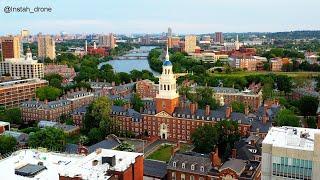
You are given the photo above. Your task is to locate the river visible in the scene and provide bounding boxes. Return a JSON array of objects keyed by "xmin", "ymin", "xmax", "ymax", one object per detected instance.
[{"xmin": 98, "ymin": 46, "xmax": 159, "ymax": 75}]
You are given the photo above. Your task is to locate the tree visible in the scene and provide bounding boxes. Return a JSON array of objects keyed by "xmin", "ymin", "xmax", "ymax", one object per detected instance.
[
  {"xmin": 275, "ymin": 109, "xmax": 300, "ymax": 127},
  {"xmin": 82, "ymin": 97, "xmax": 113, "ymax": 135},
  {"xmin": 36, "ymin": 86, "xmax": 62, "ymax": 101},
  {"xmin": 88, "ymin": 128, "xmax": 104, "ymax": 144},
  {"xmin": 0, "ymin": 135, "xmax": 17, "ymax": 155},
  {"xmin": 298, "ymin": 96, "xmax": 319, "ymax": 117},
  {"xmin": 195, "ymin": 87, "xmax": 218, "ymax": 110},
  {"xmin": 113, "ymin": 99, "xmax": 126, "ymax": 106},
  {"xmin": 131, "ymin": 94, "xmax": 144, "ymax": 112},
  {"xmin": 275, "ymin": 75, "xmax": 293, "ymax": 94},
  {"xmin": 191, "ymin": 124, "xmax": 218, "ymax": 153},
  {"xmin": 28, "ymin": 127, "xmax": 66, "ymax": 151},
  {"xmin": 231, "ymin": 102, "xmax": 245, "ymax": 113},
  {"xmin": 116, "ymin": 141, "xmax": 134, "ymax": 152},
  {"xmin": 0, "ymin": 108, "xmax": 22, "ymax": 125},
  {"xmin": 45, "ymin": 74, "xmax": 63, "ymax": 88},
  {"xmin": 215, "ymin": 120, "xmax": 240, "ymax": 161},
  {"xmin": 305, "ymin": 117, "xmax": 317, "ymax": 129}
]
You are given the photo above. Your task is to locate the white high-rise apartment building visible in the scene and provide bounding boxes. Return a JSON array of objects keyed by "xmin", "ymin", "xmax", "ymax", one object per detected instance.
[{"xmin": 0, "ymin": 48, "xmax": 44, "ymax": 79}]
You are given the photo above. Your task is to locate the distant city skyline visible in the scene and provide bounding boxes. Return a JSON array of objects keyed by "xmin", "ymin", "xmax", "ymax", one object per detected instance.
[{"xmin": 1, "ymin": 0, "xmax": 320, "ymax": 35}]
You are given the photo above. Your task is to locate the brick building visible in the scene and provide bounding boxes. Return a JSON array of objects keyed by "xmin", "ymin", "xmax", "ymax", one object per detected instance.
[
  {"xmin": 106, "ymin": 50, "xmax": 278, "ymax": 142},
  {"xmin": 44, "ymin": 64, "xmax": 76, "ymax": 83},
  {"xmin": 0, "ymin": 78, "xmax": 47, "ymax": 108},
  {"xmin": 20, "ymin": 99, "xmax": 72, "ymax": 123},
  {"xmin": 167, "ymin": 150, "xmax": 261, "ymax": 180},
  {"xmin": 211, "ymin": 87, "xmax": 262, "ymax": 112},
  {"xmin": 270, "ymin": 58, "xmax": 283, "ymax": 72},
  {"xmin": 65, "ymin": 89, "xmax": 94, "ymax": 110},
  {"xmin": 87, "ymin": 41, "xmax": 110, "ymax": 57},
  {"xmin": 136, "ymin": 79, "xmax": 159, "ymax": 99}
]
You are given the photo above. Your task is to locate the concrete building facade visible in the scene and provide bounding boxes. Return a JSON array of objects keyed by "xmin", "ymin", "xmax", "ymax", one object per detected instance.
[
  {"xmin": 262, "ymin": 127, "xmax": 320, "ymax": 180},
  {"xmin": 38, "ymin": 34, "xmax": 56, "ymax": 60}
]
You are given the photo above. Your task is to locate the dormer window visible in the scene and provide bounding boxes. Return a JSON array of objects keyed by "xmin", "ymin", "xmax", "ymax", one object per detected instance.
[
  {"xmin": 182, "ymin": 163, "xmax": 185, "ymax": 169},
  {"xmin": 191, "ymin": 164, "xmax": 195, "ymax": 170},
  {"xmin": 200, "ymin": 166, "xmax": 204, "ymax": 172},
  {"xmin": 173, "ymin": 161, "xmax": 176, "ymax": 167}
]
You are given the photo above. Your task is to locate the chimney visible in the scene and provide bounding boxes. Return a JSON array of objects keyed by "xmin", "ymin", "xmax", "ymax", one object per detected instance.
[
  {"xmin": 44, "ymin": 99, "xmax": 48, "ymax": 104},
  {"xmin": 205, "ymin": 105, "xmax": 210, "ymax": 116},
  {"xmin": 111, "ymin": 81, "xmax": 115, "ymax": 87},
  {"xmin": 231, "ymin": 149, "xmax": 237, "ymax": 159},
  {"xmin": 262, "ymin": 116, "xmax": 268, "ymax": 124},
  {"xmin": 211, "ymin": 148, "xmax": 221, "ymax": 168},
  {"xmin": 190, "ymin": 103, "xmax": 196, "ymax": 115},
  {"xmin": 250, "ymin": 140, "xmax": 255, "ymax": 145},
  {"xmin": 226, "ymin": 106, "xmax": 232, "ymax": 119}
]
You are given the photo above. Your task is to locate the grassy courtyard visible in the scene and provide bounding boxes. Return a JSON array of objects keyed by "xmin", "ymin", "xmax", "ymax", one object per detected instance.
[{"xmin": 147, "ymin": 144, "xmax": 173, "ymax": 162}]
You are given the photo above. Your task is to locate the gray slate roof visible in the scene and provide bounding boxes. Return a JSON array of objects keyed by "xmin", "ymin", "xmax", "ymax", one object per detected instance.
[{"xmin": 144, "ymin": 160, "xmax": 167, "ymax": 179}]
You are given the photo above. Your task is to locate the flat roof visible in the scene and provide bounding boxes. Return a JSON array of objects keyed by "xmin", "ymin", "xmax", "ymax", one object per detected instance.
[
  {"xmin": 0, "ymin": 149, "xmax": 142, "ymax": 180},
  {"xmin": 262, "ymin": 126, "xmax": 320, "ymax": 151}
]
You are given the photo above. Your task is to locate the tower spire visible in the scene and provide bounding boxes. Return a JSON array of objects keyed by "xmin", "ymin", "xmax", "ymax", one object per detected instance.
[{"xmin": 165, "ymin": 45, "xmax": 169, "ymax": 61}]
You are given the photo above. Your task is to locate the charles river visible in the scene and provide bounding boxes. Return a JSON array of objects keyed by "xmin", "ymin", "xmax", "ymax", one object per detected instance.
[{"xmin": 98, "ymin": 46, "xmax": 160, "ymax": 75}]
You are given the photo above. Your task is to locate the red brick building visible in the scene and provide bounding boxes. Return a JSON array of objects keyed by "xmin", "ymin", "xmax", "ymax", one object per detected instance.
[
  {"xmin": 0, "ymin": 78, "xmax": 48, "ymax": 108},
  {"xmin": 136, "ymin": 79, "xmax": 158, "ymax": 99}
]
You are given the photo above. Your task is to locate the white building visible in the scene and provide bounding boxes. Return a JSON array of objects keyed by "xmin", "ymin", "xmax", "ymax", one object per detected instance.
[
  {"xmin": 0, "ymin": 48, "xmax": 44, "ymax": 79},
  {"xmin": 0, "ymin": 148, "xmax": 143, "ymax": 180},
  {"xmin": 262, "ymin": 126, "xmax": 320, "ymax": 180}
]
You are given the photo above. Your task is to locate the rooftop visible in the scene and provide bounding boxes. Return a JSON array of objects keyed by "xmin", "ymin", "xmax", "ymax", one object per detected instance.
[
  {"xmin": 262, "ymin": 126, "xmax": 320, "ymax": 151},
  {"xmin": 0, "ymin": 149, "xmax": 142, "ymax": 180}
]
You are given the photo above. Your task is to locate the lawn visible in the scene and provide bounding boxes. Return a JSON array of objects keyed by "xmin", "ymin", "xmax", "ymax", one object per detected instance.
[
  {"xmin": 147, "ymin": 144, "xmax": 173, "ymax": 162},
  {"xmin": 211, "ymin": 71, "xmax": 320, "ymax": 78}
]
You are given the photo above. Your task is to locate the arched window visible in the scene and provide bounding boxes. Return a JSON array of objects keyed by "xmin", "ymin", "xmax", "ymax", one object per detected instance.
[
  {"xmin": 160, "ymin": 85, "xmax": 163, "ymax": 90},
  {"xmin": 191, "ymin": 164, "xmax": 195, "ymax": 170},
  {"xmin": 173, "ymin": 161, "xmax": 176, "ymax": 167},
  {"xmin": 190, "ymin": 175, "xmax": 195, "ymax": 180},
  {"xmin": 200, "ymin": 166, "xmax": 204, "ymax": 172},
  {"xmin": 164, "ymin": 85, "xmax": 166, "ymax": 90},
  {"xmin": 168, "ymin": 85, "xmax": 170, "ymax": 90},
  {"xmin": 165, "ymin": 69, "xmax": 167, "ymax": 74},
  {"xmin": 168, "ymin": 69, "xmax": 170, "ymax": 74},
  {"xmin": 172, "ymin": 172, "xmax": 176, "ymax": 180},
  {"xmin": 182, "ymin": 163, "xmax": 185, "ymax": 169}
]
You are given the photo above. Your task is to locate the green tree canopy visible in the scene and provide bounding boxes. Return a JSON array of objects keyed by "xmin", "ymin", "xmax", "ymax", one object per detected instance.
[
  {"xmin": 28, "ymin": 127, "xmax": 66, "ymax": 151},
  {"xmin": 298, "ymin": 96, "xmax": 319, "ymax": 117},
  {"xmin": 191, "ymin": 124, "xmax": 218, "ymax": 153},
  {"xmin": 0, "ymin": 108, "xmax": 22, "ymax": 125},
  {"xmin": 36, "ymin": 86, "xmax": 62, "ymax": 101},
  {"xmin": 0, "ymin": 135, "xmax": 17, "ymax": 155},
  {"xmin": 131, "ymin": 94, "xmax": 144, "ymax": 112},
  {"xmin": 231, "ymin": 101, "xmax": 245, "ymax": 113},
  {"xmin": 275, "ymin": 109, "xmax": 300, "ymax": 127}
]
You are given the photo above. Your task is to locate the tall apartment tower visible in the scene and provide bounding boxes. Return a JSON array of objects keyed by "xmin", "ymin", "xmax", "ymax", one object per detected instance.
[
  {"xmin": 262, "ymin": 127, "xmax": 320, "ymax": 180},
  {"xmin": 0, "ymin": 36, "xmax": 21, "ymax": 61},
  {"xmin": 215, "ymin": 32, "xmax": 224, "ymax": 44},
  {"xmin": 184, "ymin": 35, "xmax": 197, "ymax": 53},
  {"xmin": 167, "ymin": 27, "xmax": 172, "ymax": 37},
  {"xmin": 155, "ymin": 47, "xmax": 179, "ymax": 115},
  {"xmin": 37, "ymin": 34, "xmax": 56, "ymax": 60},
  {"xmin": 98, "ymin": 33, "xmax": 116, "ymax": 49}
]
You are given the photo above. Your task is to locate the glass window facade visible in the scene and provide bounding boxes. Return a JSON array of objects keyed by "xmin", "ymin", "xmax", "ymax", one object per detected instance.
[{"xmin": 272, "ymin": 156, "xmax": 312, "ymax": 180}]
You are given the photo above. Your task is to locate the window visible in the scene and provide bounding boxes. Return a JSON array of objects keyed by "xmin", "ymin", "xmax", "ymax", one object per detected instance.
[
  {"xmin": 200, "ymin": 166, "xmax": 204, "ymax": 172},
  {"xmin": 190, "ymin": 175, "xmax": 195, "ymax": 180},
  {"xmin": 173, "ymin": 161, "xmax": 176, "ymax": 167},
  {"xmin": 182, "ymin": 163, "xmax": 185, "ymax": 169},
  {"xmin": 171, "ymin": 172, "xmax": 176, "ymax": 180},
  {"xmin": 181, "ymin": 174, "xmax": 185, "ymax": 180},
  {"xmin": 191, "ymin": 164, "xmax": 195, "ymax": 170},
  {"xmin": 199, "ymin": 177, "xmax": 204, "ymax": 180}
]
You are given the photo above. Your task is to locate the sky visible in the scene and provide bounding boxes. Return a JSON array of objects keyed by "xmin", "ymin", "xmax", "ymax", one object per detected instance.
[{"xmin": 0, "ymin": 0, "xmax": 320, "ymax": 35}]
